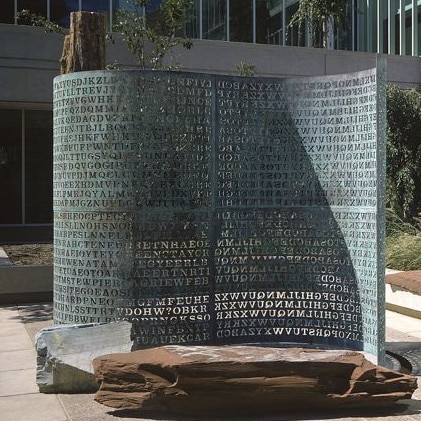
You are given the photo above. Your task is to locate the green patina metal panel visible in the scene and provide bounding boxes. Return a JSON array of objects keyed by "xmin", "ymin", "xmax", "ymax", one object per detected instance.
[{"xmin": 53, "ymin": 66, "xmax": 385, "ymax": 363}]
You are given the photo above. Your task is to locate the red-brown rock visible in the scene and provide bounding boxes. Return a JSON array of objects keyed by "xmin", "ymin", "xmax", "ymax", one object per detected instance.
[
  {"xmin": 93, "ymin": 345, "xmax": 417, "ymax": 416},
  {"xmin": 386, "ymin": 270, "xmax": 421, "ymax": 294}
]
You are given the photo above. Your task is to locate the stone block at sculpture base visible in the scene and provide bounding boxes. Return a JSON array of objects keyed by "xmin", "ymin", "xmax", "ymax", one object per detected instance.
[
  {"xmin": 93, "ymin": 345, "xmax": 417, "ymax": 416},
  {"xmin": 36, "ymin": 321, "xmax": 132, "ymax": 393}
]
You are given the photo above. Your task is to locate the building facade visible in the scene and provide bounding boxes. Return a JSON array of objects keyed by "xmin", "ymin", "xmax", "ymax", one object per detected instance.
[
  {"xmin": 1, "ymin": 0, "xmax": 421, "ymax": 241},
  {"xmin": 3, "ymin": 1, "xmax": 421, "ymax": 54}
]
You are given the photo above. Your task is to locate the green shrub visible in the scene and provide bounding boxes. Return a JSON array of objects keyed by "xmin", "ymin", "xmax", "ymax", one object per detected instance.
[
  {"xmin": 385, "ymin": 208, "xmax": 421, "ymax": 270},
  {"xmin": 387, "ymin": 85, "xmax": 421, "ymax": 221},
  {"xmin": 386, "ymin": 233, "xmax": 421, "ymax": 270},
  {"xmin": 385, "ymin": 208, "xmax": 420, "ymax": 236}
]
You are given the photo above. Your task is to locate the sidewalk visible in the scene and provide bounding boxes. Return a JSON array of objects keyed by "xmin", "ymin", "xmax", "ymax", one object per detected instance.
[{"xmin": 0, "ymin": 304, "xmax": 421, "ymax": 421}]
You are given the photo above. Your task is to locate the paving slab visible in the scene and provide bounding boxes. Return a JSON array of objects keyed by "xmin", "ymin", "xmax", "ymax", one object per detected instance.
[
  {"xmin": 0, "ymin": 304, "xmax": 69, "ymax": 421},
  {"xmin": 0, "ymin": 328, "xmax": 34, "ymax": 352},
  {"xmin": 0, "ymin": 305, "xmax": 22, "ymax": 321},
  {"xmin": 0, "ymin": 348, "xmax": 37, "ymax": 372},
  {"xmin": 386, "ymin": 310, "xmax": 421, "ymax": 340},
  {"xmin": 0, "ymin": 368, "xmax": 39, "ymax": 396},
  {"xmin": 0, "ymin": 394, "xmax": 68, "ymax": 421}
]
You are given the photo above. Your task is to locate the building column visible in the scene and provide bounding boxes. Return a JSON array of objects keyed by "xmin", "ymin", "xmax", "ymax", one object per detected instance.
[
  {"xmin": 252, "ymin": 0, "xmax": 256, "ymax": 43},
  {"xmin": 388, "ymin": 0, "xmax": 396, "ymax": 54},
  {"xmin": 366, "ymin": 0, "xmax": 371, "ymax": 52},
  {"xmin": 226, "ymin": 0, "xmax": 230, "ymax": 41},
  {"xmin": 399, "ymin": 0, "xmax": 405, "ymax": 55},
  {"xmin": 282, "ymin": 0, "xmax": 286, "ymax": 46},
  {"xmin": 412, "ymin": 0, "xmax": 418, "ymax": 56},
  {"xmin": 377, "ymin": 0, "xmax": 383, "ymax": 53},
  {"xmin": 21, "ymin": 110, "xmax": 25, "ymax": 225}
]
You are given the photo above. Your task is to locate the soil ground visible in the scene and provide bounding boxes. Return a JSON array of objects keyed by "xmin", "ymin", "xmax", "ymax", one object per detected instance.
[{"xmin": 2, "ymin": 243, "xmax": 53, "ymax": 265}]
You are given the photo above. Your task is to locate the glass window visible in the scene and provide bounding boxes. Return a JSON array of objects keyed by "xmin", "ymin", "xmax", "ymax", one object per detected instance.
[
  {"xmin": 418, "ymin": 7, "xmax": 421, "ymax": 55},
  {"xmin": 82, "ymin": 0, "xmax": 109, "ymax": 11},
  {"xmin": 0, "ymin": 110, "xmax": 22, "ymax": 224},
  {"xmin": 230, "ymin": 0, "xmax": 252, "ymax": 42},
  {"xmin": 17, "ymin": 0, "xmax": 47, "ymax": 24},
  {"xmin": 113, "ymin": 0, "xmax": 136, "ymax": 12},
  {"xmin": 379, "ymin": 0, "xmax": 399, "ymax": 54},
  {"xmin": 337, "ymin": 1, "xmax": 354, "ymax": 51},
  {"xmin": 25, "ymin": 111, "xmax": 53, "ymax": 224},
  {"xmin": 256, "ymin": 0, "xmax": 281, "ymax": 44},
  {"xmin": 285, "ymin": 1, "xmax": 301, "ymax": 46},
  {"xmin": 381, "ymin": 2, "xmax": 389, "ymax": 53},
  {"xmin": 145, "ymin": 0, "xmax": 162, "ymax": 31},
  {"xmin": 112, "ymin": 0, "xmax": 137, "ymax": 27},
  {"xmin": 185, "ymin": 0, "xmax": 201, "ymax": 39},
  {"xmin": 82, "ymin": 0, "xmax": 110, "ymax": 27},
  {"xmin": 403, "ymin": 2, "xmax": 419, "ymax": 55},
  {"xmin": 0, "ymin": 0, "xmax": 15, "ymax": 24},
  {"xmin": 146, "ymin": 0, "xmax": 161, "ymax": 14},
  {"xmin": 203, "ymin": 0, "xmax": 227, "ymax": 40},
  {"xmin": 51, "ymin": 0, "xmax": 79, "ymax": 28},
  {"xmin": 112, "ymin": 0, "xmax": 162, "ymax": 31},
  {"xmin": 18, "ymin": 0, "xmax": 47, "ymax": 16}
]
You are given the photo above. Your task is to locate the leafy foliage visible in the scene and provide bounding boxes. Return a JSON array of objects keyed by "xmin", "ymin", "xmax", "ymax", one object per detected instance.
[
  {"xmin": 17, "ymin": 1, "xmax": 193, "ymax": 70},
  {"xmin": 16, "ymin": 9, "xmax": 65, "ymax": 35},
  {"xmin": 385, "ymin": 209, "xmax": 421, "ymax": 270},
  {"xmin": 288, "ymin": 0, "xmax": 347, "ymax": 48},
  {"xmin": 236, "ymin": 61, "xmax": 257, "ymax": 76},
  {"xmin": 386, "ymin": 233, "xmax": 421, "ymax": 271},
  {"xmin": 113, "ymin": 0, "xmax": 193, "ymax": 69},
  {"xmin": 386, "ymin": 208, "xmax": 419, "ymax": 238},
  {"xmin": 386, "ymin": 84, "xmax": 421, "ymax": 221}
]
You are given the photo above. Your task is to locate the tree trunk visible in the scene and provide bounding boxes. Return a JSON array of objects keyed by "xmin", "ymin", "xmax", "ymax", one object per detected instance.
[{"xmin": 60, "ymin": 11, "xmax": 106, "ymax": 74}]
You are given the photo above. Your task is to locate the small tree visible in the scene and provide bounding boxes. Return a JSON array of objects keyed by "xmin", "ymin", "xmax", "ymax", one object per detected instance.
[
  {"xmin": 16, "ymin": 9, "xmax": 65, "ymax": 35},
  {"xmin": 113, "ymin": 0, "xmax": 193, "ymax": 69},
  {"xmin": 17, "ymin": 0, "xmax": 194, "ymax": 70},
  {"xmin": 236, "ymin": 61, "xmax": 257, "ymax": 76},
  {"xmin": 288, "ymin": 0, "xmax": 347, "ymax": 48},
  {"xmin": 386, "ymin": 85, "xmax": 421, "ymax": 221}
]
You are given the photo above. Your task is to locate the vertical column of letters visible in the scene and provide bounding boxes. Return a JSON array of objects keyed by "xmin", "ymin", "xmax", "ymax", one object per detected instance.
[
  {"xmin": 119, "ymin": 74, "xmax": 214, "ymax": 346},
  {"xmin": 287, "ymin": 73, "xmax": 379, "ymax": 352},
  {"xmin": 53, "ymin": 73, "xmax": 137, "ymax": 323}
]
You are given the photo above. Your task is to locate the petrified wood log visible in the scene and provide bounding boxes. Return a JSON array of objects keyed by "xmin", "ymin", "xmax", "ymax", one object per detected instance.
[
  {"xmin": 60, "ymin": 11, "xmax": 106, "ymax": 74},
  {"xmin": 93, "ymin": 345, "xmax": 417, "ymax": 416}
]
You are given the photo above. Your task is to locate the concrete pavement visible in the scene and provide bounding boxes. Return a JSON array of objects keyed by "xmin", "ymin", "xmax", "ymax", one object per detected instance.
[
  {"xmin": 1, "ymin": 304, "xmax": 421, "ymax": 421},
  {"xmin": 0, "ymin": 304, "xmax": 68, "ymax": 421}
]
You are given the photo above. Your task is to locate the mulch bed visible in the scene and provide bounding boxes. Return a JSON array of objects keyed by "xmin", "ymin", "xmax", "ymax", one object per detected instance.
[{"xmin": 2, "ymin": 243, "xmax": 53, "ymax": 266}]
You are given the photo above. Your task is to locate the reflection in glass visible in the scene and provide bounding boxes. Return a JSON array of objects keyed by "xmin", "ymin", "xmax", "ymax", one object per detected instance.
[
  {"xmin": 25, "ymin": 111, "xmax": 53, "ymax": 224},
  {"xmin": 18, "ymin": 0, "xmax": 47, "ymax": 15},
  {"xmin": 203, "ymin": 0, "xmax": 226, "ymax": 40},
  {"xmin": 256, "ymin": 0, "xmax": 281, "ymax": 44},
  {"xmin": 230, "ymin": 0, "xmax": 252, "ymax": 42},
  {"xmin": 82, "ymin": 0, "xmax": 110, "ymax": 27},
  {"xmin": 185, "ymin": 0, "xmax": 201, "ymax": 39},
  {"xmin": 51, "ymin": 0, "xmax": 79, "ymax": 27},
  {"xmin": 0, "ymin": 0, "xmax": 14, "ymax": 24},
  {"xmin": 112, "ymin": 0, "xmax": 138, "ymax": 27},
  {"xmin": 0, "ymin": 110, "xmax": 22, "ymax": 224},
  {"xmin": 17, "ymin": 0, "xmax": 47, "ymax": 24},
  {"xmin": 285, "ymin": 1, "xmax": 302, "ymax": 46}
]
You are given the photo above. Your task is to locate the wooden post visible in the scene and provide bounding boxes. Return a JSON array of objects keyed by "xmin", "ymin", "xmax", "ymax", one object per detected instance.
[{"xmin": 60, "ymin": 11, "xmax": 106, "ymax": 74}]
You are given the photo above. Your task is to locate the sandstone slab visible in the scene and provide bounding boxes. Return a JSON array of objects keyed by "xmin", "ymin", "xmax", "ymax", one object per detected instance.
[
  {"xmin": 386, "ymin": 271, "xmax": 421, "ymax": 318},
  {"xmin": 93, "ymin": 345, "xmax": 418, "ymax": 416},
  {"xmin": 36, "ymin": 321, "xmax": 132, "ymax": 393}
]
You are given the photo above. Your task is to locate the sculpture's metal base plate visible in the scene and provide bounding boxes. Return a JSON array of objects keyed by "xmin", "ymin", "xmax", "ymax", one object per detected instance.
[{"xmin": 386, "ymin": 345, "xmax": 421, "ymax": 375}]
